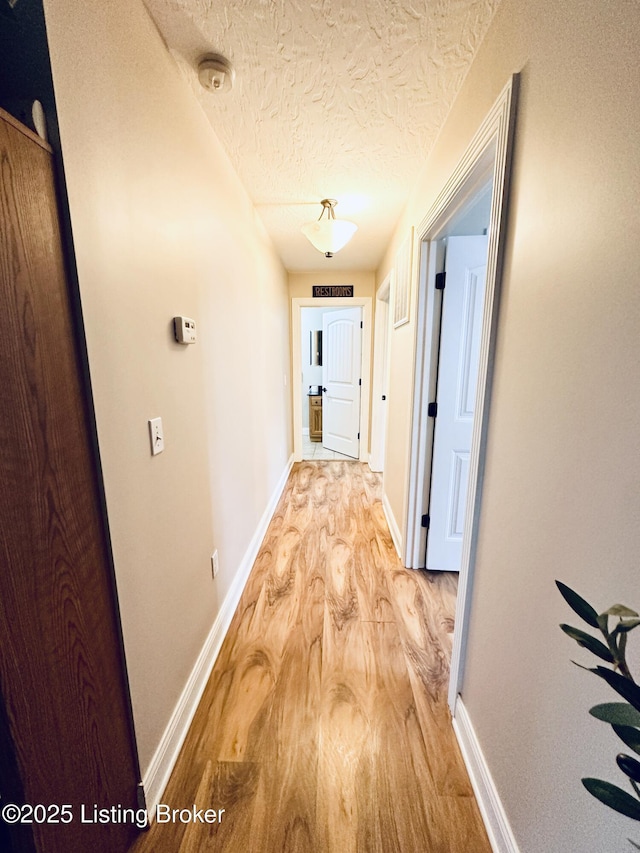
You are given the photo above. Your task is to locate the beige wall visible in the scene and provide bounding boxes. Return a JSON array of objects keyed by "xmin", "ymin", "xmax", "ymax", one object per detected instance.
[
  {"xmin": 380, "ymin": 0, "xmax": 640, "ymax": 849},
  {"xmin": 43, "ymin": 0, "xmax": 292, "ymax": 774}
]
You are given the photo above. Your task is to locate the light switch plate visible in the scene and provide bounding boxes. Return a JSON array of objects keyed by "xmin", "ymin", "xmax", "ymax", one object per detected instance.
[{"xmin": 149, "ymin": 417, "xmax": 164, "ymax": 455}]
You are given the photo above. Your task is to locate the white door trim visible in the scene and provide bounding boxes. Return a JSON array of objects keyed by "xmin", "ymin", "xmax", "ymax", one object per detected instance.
[
  {"xmin": 404, "ymin": 75, "xmax": 519, "ymax": 713},
  {"xmin": 369, "ymin": 273, "xmax": 392, "ymax": 472},
  {"xmin": 292, "ymin": 297, "xmax": 372, "ymax": 463}
]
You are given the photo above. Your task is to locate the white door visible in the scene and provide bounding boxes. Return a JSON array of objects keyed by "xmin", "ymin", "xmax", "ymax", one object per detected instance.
[
  {"xmin": 322, "ymin": 307, "xmax": 362, "ymax": 458},
  {"xmin": 426, "ymin": 235, "xmax": 488, "ymax": 571}
]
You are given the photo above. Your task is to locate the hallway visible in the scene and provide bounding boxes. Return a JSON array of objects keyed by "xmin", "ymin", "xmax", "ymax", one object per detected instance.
[
  {"xmin": 132, "ymin": 461, "xmax": 491, "ymax": 852},
  {"xmin": 302, "ymin": 434, "xmax": 355, "ymax": 461}
]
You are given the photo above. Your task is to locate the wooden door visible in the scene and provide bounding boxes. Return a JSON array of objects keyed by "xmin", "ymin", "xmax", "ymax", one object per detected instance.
[
  {"xmin": 321, "ymin": 307, "xmax": 362, "ymax": 458},
  {"xmin": 0, "ymin": 109, "xmax": 140, "ymax": 851},
  {"xmin": 426, "ymin": 235, "xmax": 488, "ymax": 572}
]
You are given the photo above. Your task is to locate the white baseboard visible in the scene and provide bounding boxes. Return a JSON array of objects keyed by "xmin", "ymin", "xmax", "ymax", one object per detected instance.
[
  {"xmin": 452, "ymin": 698, "xmax": 520, "ymax": 853},
  {"xmin": 142, "ymin": 454, "xmax": 295, "ymax": 813},
  {"xmin": 382, "ymin": 491, "xmax": 402, "ymax": 559}
]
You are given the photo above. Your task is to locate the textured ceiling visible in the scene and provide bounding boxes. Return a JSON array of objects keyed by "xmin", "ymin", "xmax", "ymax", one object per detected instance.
[{"xmin": 144, "ymin": 0, "xmax": 501, "ymax": 271}]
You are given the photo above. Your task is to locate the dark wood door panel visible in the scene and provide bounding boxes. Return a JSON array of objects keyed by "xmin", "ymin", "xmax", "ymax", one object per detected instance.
[{"xmin": 0, "ymin": 109, "xmax": 140, "ymax": 852}]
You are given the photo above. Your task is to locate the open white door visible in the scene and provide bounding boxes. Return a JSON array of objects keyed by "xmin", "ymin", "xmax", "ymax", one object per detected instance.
[
  {"xmin": 426, "ymin": 235, "xmax": 488, "ymax": 571},
  {"xmin": 322, "ymin": 307, "xmax": 362, "ymax": 459}
]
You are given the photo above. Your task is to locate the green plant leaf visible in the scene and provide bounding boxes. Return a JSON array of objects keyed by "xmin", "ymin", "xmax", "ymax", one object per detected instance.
[
  {"xmin": 582, "ymin": 778, "xmax": 640, "ymax": 820},
  {"xmin": 560, "ymin": 625, "xmax": 615, "ymax": 662},
  {"xmin": 591, "ymin": 667, "xmax": 640, "ymax": 712},
  {"xmin": 621, "ymin": 632, "xmax": 630, "ymax": 661},
  {"xmin": 591, "ymin": 704, "xmax": 640, "ymax": 727},
  {"xmin": 614, "ymin": 726, "xmax": 640, "ymax": 757},
  {"xmin": 556, "ymin": 581, "xmax": 600, "ymax": 628},
  {"xmin": 618, "ymin": 754, "xmax": 640, "ymax": 783},
  {"xmin": 615, "ymin": 620, "xmax": 640, "ymax": 635},
  {"xmin": 605, "ymin": 605, "xmax": 640, "ymax": 618}
]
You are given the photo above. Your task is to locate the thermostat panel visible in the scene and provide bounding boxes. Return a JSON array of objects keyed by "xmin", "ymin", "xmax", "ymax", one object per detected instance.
[{"xmin": 174, "ymin": 316, "xmax": 196, "ymax": 344}]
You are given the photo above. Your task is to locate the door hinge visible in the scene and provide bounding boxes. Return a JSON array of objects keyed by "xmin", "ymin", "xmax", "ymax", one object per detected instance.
[
  {"xmin": 358, "ymin": 378, "xmax": 362, "ymax": 386},
  {"xmin": 360, "ymin": 320, "xmax": 363, "ymax": 328},
  {"xmin": 421, "ymin": 514, "xmax": 430, "ymax": 529},
  {"xmin": 381, "ymin": 394, "xmax": 386, "ymax": 401},
  {"xmin": 427, "ymin": 401, "xmax": 438, "ymax": 418},
  {"xmin": 435, "ymin": 271, "xmax": 446, "ymax": 290},
  {"xmin": 357, "ymin": 432, "xmax": 360, "ymax": 440}
]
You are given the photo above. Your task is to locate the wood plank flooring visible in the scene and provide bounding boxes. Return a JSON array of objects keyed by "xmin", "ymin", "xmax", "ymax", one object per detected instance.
[{"xmin": 131, "ymin": 461, "xmax": 491, "ymax": 853}]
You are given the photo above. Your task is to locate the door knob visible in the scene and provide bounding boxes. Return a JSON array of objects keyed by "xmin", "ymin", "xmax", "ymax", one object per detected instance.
[{"xmin": 322, "ymin": 387, "xmax": 327, "ymax": 393}]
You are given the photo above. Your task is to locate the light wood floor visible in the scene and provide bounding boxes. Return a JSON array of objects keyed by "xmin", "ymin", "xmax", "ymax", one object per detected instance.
[{"xmin": 131, "ymin": 461, "xmax": 491, "ymax": 853}]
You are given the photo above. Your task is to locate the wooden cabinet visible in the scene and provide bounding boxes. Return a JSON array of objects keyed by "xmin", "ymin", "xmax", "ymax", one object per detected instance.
[{"xmin": 309, "ymin": 394, "xmax": 323, "ymax": 441}]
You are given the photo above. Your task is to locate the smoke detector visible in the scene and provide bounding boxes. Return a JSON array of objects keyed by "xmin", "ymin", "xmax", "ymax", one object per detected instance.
[{"xmin": 197, "ymin": 54, "xmax": 235, "ymax": 93}]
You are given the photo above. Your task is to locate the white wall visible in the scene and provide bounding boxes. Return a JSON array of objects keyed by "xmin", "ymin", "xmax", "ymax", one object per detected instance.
[
  {"xmin": 43, "ymin": 0, "xmax": 292, "ymax": 776},
  {"xmin": 378, "ymin": 0, "xmax": 640, "ymax": 850}
]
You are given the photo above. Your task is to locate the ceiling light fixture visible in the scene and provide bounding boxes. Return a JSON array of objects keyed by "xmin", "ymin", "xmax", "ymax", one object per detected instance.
[
  {"xmin": 197, "ymin": 54, "xmax": 235, "ymax": 93},
  {"xmin": 301, "ymin": 199, "xmax": 357, "ymax": 258}
]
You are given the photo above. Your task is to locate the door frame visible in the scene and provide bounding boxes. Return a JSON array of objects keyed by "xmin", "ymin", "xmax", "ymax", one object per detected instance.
[
  {"xmin": 369, "ymin": 273, "xmax": 392, "ymax": 472},
  {"xmin": 292, "ymin": 296, "xmax": 372, "ymax": 462},
  {"xmin": 404, "ymin": 75, "xmax": 519, "ymax": 712}
]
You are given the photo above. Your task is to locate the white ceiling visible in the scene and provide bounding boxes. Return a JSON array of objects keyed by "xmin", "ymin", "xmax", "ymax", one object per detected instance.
[{"xmin": 144, "ymin": 0, "xmax": 501, "ymax": 271}]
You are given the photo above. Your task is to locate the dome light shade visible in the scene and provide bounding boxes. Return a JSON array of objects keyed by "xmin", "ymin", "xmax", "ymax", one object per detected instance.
[{"xmin": 301, "ymin": 199, "xmax": 357, "ymax": 258}]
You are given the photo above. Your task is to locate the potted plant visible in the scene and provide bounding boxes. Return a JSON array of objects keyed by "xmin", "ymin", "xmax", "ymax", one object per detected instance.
[{"xmin": 557, "ymin": 581, "xmax": 640, "ymax": 848}]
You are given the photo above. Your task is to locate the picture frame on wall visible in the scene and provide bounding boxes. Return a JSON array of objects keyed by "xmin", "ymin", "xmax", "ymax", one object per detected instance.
[{"xmin": 393, "ymin": 227, "xmax": 413, "ymax": 328}]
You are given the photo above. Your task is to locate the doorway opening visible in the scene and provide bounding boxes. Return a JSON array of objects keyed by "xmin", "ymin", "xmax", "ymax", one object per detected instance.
[
  {"xmin": 424, "ymin": 186, "xmax": 492, "ymax": 573},
  {"xmin": 404, "ymin": 76, "xmax": 519, "ymax": 712},
  {"xmin": 291, "ymin": 297, "xmax": 372, "ymax": 463},
  {"xmin": 300, "ymin": 305, "xmax": 360, "ymax": 461}
]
